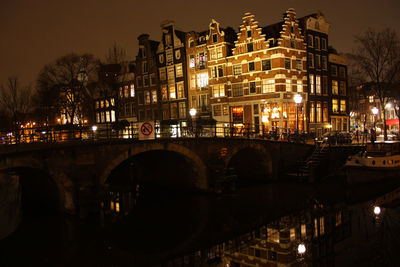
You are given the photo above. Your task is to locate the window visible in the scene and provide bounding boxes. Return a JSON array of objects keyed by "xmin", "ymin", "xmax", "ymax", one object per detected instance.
[
  {"xmin": 165, "ymin": 34, "xmax": 171, "ymax": 46},
  {"xmin": 197, "ymin": 73, "xmax": 209, "ymax": 88},
  {"xmin": 232, "ymin": 83, "xmax": 244, "ymax": 97},
  {"xmin": 143, "ymin": 75, "xmax": 149, "ymax": 87},
  {"xmin": 331, "ymin": 65, "xmax": 338, "ymax": 76},
  {"xmin": 290, "ymin": 39, "xmax": 295, "ymax": 48},
  {"xmin": 210, "ymin": 49, "xmax": 216, "ymax": 60},
  {"xmin": 320, "ymin": 217, "xmax": 325, "ymax": 235},
  {"xmin": 177, "ymin": 83, "xmax": 184, "ymax": 99},
  {"xmin": 315, "ymin": 55, "xmax": 321, "ymax": 69},
  {"xmin": 144, "ymin": 91, "xmax": 150, "ymax": 104},
  {"xmin": 314, "ymin": 36, "xmax": 320, "ymax": 50},
  {"xmin": 262, "ymin": 79, "xmax": 275, "ymax": 93},
  {"xmin": 189, "ymin": 55, "xmax": 195, "ymax": 68},
  {"xmin": 336, "ymin": 211, "xmax": 342, "ymax": 226},
  {"xmin": 308, "ymin": 34, "xmax": 313, "ymax": 47},
  {"xmin": 213, "ymin": 84, "xmax": 225, "ymax": 97},
  {"xmin": 316, "ymin": 75, "xmax": 321, "ymax": 94},
  {"xmin": 309, "ymin": 74, "xmax": 314, "ymax": 94},
  {"xmin": 169, "ymin": 84, "xmax": 176, "ymax": 99},
  {"xmin": 96, "ymin": 112, "xmax": 100, "ymax": 123},
  {"xmin": 175, "ymin": 50, "xmax": 181, "ymax": 60},
  {"xmin": 321, "ymin": 38, "xmax": 327, "ymax": 50},
  {"xmin": 199, "ymin": 94, "xmax": 209, "ymax": 111},
  {"xmin": 301, "ymin": 224, "xmax": 306, "ymax": 238},
  {"xmin": 322, "ymin": 76, "xmax": 328, "ymax": 94},
  {"xmin": 296, "ymin": 60, "xmax": 302, "ymax": 71},
  {"xmin": 170, "ymin": 103, "xmax": 178, "ymax": 118},
  {"xmin": 233, "ymin": 64, "xmax": 242, "ymax": 75},
  {"xmin": 339, "ymin": 67, "xmax": 346, "ymax": 78},
  {"xmin": 317, "ymin": 102, "xmax": 322, "ymax": 122},
  {"xmin": 340, "ymin": 81, "xmax": 346, "ymax": 95},
  {"xmin": 217, "ymin": 47, "xmax": 223, "ymax": 58},
  {"xmin": 340, "ymin": 100, "xmax": 346, "ymax": 112},
  {"xmin": 138, "ymin": 92, "xmax": 144, "ymax": 105},
  {"xmin": 142, "ymin": 61, "xmax": 148, "ymax": 73},
  {"xmin": 124, "ymin": 85, "xmax": 129, "ymax": 97},
  {"xmin": 167, "ymin": 66, "xmax": 175, "ymax": 81},
  {"xmin": 253, "ymin": 104, "xmax": 259, "ymax": 114},
  {"xmin": 223, "ymin": 105, "xmax": 228, "ymax": 115},
  {"xmin": 322, "ymin": 56, "xmax": 327, "ymax": 70},
  {"xmin": 130, "ymin": 85, "xmax": 135, "ymax": 97},
  {"xmin": 332, "ymin": 80, "xmax": 338, "ymax": 95},
  {"xmin": 111, "ymin": 110, "xmax": 115, "ymax": 122},
  {"xmin": 198, "ymin": 52, "xmax": 207, "ymax": 69},
  {"xmin": 179, "ymin": 102, "xmax": 186, "ymax": 118},
  {"xmin": 323, "ymin": 102, "xmax": 328, "ymax": 122},
  {"xmin": 213, "ymin": 105, "xmax": 222, "ymax": 116},
  {"xmin": 250, "ymin": 82, "xmax": 256, "ymax": 94},
  {"xmin": 151, "ymin": 90, "xmax": 157, "ymax": 103},
  {"xmin": 267, "ymin": 228, "xmax": 279, "ymax": 243},
  {"xmin": 310, "ymin": 102, "xmax": 315, "ymax": 122},
  {"xmin": 262, "ymin": 59, "xmax": 271, "ymax": 71},
  {"xmin": 297, "ymin": 80, "xmax": 303, "ymax": 92},
  {"xmin": 150, "ymin": 74, "xmax": 156, "ymax": 86},
  {"xmin": 314, "ymin": 218, "xmax": 319, "ymax": 237},
  {"xmin": 290, "ymin": 228, "xmax": 296, "ymax": 241},
  {"xmin": 247, "ymin": 30, "xmax": 252, "ymax": 38},
  {"xmin": 159, "ymin": 68, "xmax": 166, "ymax": 81},
  {"xmin": 248, "ymin": 62, "xmax": 255, "ymax": 71},
  {"xmin": 175, "ymin": 64, "xmax": 183, "ymax": 77},
  {"xmin": 218, "ymin": 65, "xmax": 224, "ymax": 77},
  {"xmin": 166, "ymin": 49, "xmax": 173, "ymax": 64},
  {"xmin": 332, "ymin": 99, "xmax": 339, "ymax": 113},
  {"xmin": 308, "ymin": 53, "xmax": 314, "ymax": 68},
  {"xmin": 137, "ymin": 76, "xmax": 142, "ymax": 87},
  {"xmin": 285, "ymin": 58, "xmax": 291, "ymax": 69},
  {"xmin": 159, "ymin": 54, "xmax": 164, "ymax": 64},
  {"xmin": 212, "ymin": 34, "xmax": 218, "ymax": 43},
  {"xmin": 369, "ymin": 95, "xmax": 374, "ymax": 103},
  {"xmin": 110, "ymin": 98, "xmax": 115, "ymax": 106},
  {"xmin": 190, "ymin": 74, "xmax": 196, "ymax": 89},
  {"xmin": 247, "ymin": 42, "xmax": 254, "ymax": 52},
  {"xmin": 286, "ymin": 79, "xmax": 291, "ymax": 92},
  {"xmin": 161, "ymin": 85, "xmax": 168, "ymax": 101}
]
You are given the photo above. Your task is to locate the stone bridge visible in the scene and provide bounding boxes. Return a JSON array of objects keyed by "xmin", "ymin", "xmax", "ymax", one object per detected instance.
[{"xmin": 0, "ymin": 138, "xmax": 313, "ymax": 215}]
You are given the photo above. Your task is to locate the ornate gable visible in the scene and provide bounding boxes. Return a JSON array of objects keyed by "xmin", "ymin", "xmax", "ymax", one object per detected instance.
[
  {"xmin": 232, "ymin": 12, "xmax": 267, "ymax": 55},
  {"xmin": 279, "ymin": 8, "xmax": 306, "ymax": 50}
]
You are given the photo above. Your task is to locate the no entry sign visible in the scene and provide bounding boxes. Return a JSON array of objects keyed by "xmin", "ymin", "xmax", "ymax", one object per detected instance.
[{"xmin": 138, "ymin": 122, "xmax": 155, "ymax": 140}]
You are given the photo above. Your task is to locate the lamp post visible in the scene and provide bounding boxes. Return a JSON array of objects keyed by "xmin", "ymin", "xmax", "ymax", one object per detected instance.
[
  {"xmin": 294, "ymin": 94, "xmax": 303, "ymax": 132},
  {"xmin": 189, "ymin": 108, "xmax": 197, "ymax": 137},
  {"xmin": 372, "ymin": 107, "xmax": 379, "ymax": 130}
]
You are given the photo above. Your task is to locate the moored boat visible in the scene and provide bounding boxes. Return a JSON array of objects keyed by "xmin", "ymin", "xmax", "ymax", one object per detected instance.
[{"xmin": 345, "ymin": 141, "xmax": 400, "ymax": 184}]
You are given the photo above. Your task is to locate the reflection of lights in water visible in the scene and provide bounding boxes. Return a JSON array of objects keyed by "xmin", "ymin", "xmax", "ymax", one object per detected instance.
[
  {"xmin": 298, "ymin": 243, "xmax": 306, "ymax": 254},
  {"xmin": 373, "ymin": 206, "xmax": 381, "ymax": 216}
]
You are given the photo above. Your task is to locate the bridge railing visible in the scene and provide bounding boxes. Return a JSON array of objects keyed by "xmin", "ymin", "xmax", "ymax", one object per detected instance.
[{"xmin": 0, "ymin": 123, "xmax": 317, "ymax": 145}]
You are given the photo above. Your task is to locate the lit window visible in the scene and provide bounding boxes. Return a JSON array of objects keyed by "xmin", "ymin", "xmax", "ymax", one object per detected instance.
[
  {"xmin": 233, "ymin": 64, "xmax": 242, "ymax": 75},
  {"xmin": 332, "ymin": 80, "xmax": 338, "ymax": 95},
  {"xmin": 316, "ymin": 75, "xmax": 321, "ymax": 94},
  {"xmin": 290, "ymin": 228, "xmax": 296, "ymax": 241},
  {"xmin": 166, "ymin": 49, "xmax": 173, "ymax": 64},
  {"xmin": 179, "ymin": 102, "xmax": 186, "ymax": 118},
  {"xmin": 332, "ymin": 99, "xmax": 339, "ymax": 113},
  {"xmin": 151, "ymin": 90, "xmax": 157, "ymax": 103},
  {"xmin": 309, "ymin": 74, "xmax": 314, "ymax": 94},
  {"xmin": 175, "ymin": 64, "xmax": 183, "ymax": 77},
  {"xmin": 161, "ymin": 85, "xmax": 168, "ymax": 101},
  {"xmin": 177, "ymin": 83, "xmax": 185, "ymax": 99},
  {"xmin": 369, "ymin": 96, "xmax": 374, "ymax": 103},
  {"xmin": 317, "ymin": 102, "xmax": 322, "ymax": 122},
  {"xmin": 197, "ymin": 73, "xmax": 209, "ymax": 88},
  {"xmin": 310, "ymin": 102, "xmax": 315, "ymax": 122},
  {"xmin": 301, "ymin": 224, "xmax": 306, "ymax": 238},
  {"xmin": 286, "ymin": 79, "xmax": 291, "ymax": 92},
  {"xmin": 169, "ymin": 84, "xmax": 176, "ymax": 99},
  {"xmin": 105, "ymin": 111, "xmax": 110, "ymax": 122},
  {"xmin": 297, "ymin": 80, "xmax": 303, "ymax": 92},
  {"xmin": 319, "ymin": 217, "xmax": 325, "ymax": 235},
  {"xmin": 314, "ymin": 218, "xmax": 319, "ymax": 237},
  {"xmin": 189, "ymin": 55, "xmax": 195, "ymax": 68},
  {"xmin": 167, "ymin": 66, "xmax": 175, "ymax": 81},
  {"xmin": 130, "ymin": 85, "xmax": 135, "ymax": 97},
  {"xmin": 145, "ymin": 91, "xmax": 150, "ymax": 104},
  {"xmin": 217, "ymin": 47, "xmax": 223, "ymax": 58},
  {"xmin": 213, "ymin": 84, "xmax": 225, "ymax": 97},
  {"xmin": 159, "ymin": 68, "xmax": 166, "ymax": 81},
  {"xmin": 267, "ymin": 227, "xmax": 279, "ymax": 243},
  {"xmin": 340, "ymin": 100, "xmax": 346, "ymax": 112},
  {"xmin": 111, "ymin": 110, "xmax": 115, "ymax": 122},
  {"xmin": 262, "ymin": 79, "xmax": 275, "ymax": 93},
  {"xmin": 232, "ymin": 83, "xmax": 244, "ymax": 97}
]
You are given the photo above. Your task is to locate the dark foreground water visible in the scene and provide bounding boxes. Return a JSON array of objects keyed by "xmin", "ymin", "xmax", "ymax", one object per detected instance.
[{"xmin": 1, "ymin": 176, "xmax": 400, "ymax": 266}]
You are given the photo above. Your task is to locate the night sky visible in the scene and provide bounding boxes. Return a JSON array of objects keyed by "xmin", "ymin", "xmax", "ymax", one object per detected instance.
[{"xmin": 1, "ymin": 0, "xmax": 399, "ymax": 87}]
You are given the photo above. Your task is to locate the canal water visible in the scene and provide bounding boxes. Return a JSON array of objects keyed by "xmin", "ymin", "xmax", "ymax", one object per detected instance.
[{"xmin": 1, "ymin": 175, "xmax": 400, "ymax": 266}]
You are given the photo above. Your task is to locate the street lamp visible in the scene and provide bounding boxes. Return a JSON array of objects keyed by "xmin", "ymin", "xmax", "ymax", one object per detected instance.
[
  {"xmin": 189, "ymin": 108, "xmax": 197, "ymax": 137},
  {"xmin": 372, "ymin": 107, "xmax": 379, "ymax": 129},
  {"xmin": 294, "ymin": 94, "xmax": 303, "ymax": 132}
]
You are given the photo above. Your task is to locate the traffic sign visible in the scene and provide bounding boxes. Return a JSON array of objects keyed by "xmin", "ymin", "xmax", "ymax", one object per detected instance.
[{"xmin": 139, "ymin": 122, "xmax": 155, "ymax": 140}]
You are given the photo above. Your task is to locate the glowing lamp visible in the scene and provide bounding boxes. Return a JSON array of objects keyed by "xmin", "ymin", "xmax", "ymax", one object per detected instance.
[{"xmin": 297, "ymin": 243, "xmax": 306, "ymax": 254}]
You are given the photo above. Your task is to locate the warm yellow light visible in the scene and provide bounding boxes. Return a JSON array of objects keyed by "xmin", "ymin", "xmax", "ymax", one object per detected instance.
[
  {"xmin": 262, "ymin": 115, "xmax": 269, "ymax": 123},
  {"xmin": 115, "ymin": 202, "xmax": 120, "ymax": 213}
]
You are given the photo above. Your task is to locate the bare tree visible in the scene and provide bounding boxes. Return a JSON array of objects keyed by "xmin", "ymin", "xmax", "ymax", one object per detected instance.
[
  {"xmin": 36, "ymin": 53, "xmax": 100, "ymax": 125},
  {"xmin": 0, "ymin": 76, "xmax": 32, "ymax": 127},
  {"xmin": 350, "ymin": 28, "xmax": 400, "ymax": 140},
  {"xmin": 105, "ymin": 41, "xmax": 127, "ymax": 64}
]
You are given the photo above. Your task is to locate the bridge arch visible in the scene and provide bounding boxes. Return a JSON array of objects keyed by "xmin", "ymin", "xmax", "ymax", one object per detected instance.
[
  {"xmin": 226, "ymin": 142, "xmax": 274, "ymax": 181},
  {"xmin": 100, "ymin": 142, "xmax": 209, "ymax": 191}
]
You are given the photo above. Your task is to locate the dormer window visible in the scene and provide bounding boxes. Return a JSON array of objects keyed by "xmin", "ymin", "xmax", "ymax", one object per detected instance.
[
  {"xmin": 247, "ymin": 30, "xmax": 252, "ymax": 38},
  {"xmin": 165, "ymin": 34, "xmax": 172, "ymax": 46}
]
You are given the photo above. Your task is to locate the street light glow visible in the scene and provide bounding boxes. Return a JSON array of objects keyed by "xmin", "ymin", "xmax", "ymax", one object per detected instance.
[
  {"xmin": 373, "ymin": 206, "xmax": 381, "ymax": 216},
  {"xmin": 298, "ymin": 243, "xmax": 306, "ymax": 254},
  {"xmin": 92, "ymin": 125, "xmax": 97, "ymax": 132},
  {"xmin": 294, "ymin": 94, "xmax": 302, "ymax": 104},
  {"xmin": 189, "ymin": 108, "xmax": 197, "ymax": 117},
  {"xmin": 372, "ymin": 107, "xmax": 379, "ymax": 115}
]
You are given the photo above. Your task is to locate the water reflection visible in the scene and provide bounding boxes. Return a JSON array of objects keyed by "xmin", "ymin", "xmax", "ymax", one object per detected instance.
[{"xmin": 1, "ymin": 176, "xmax": 400, "ymax": 266}]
